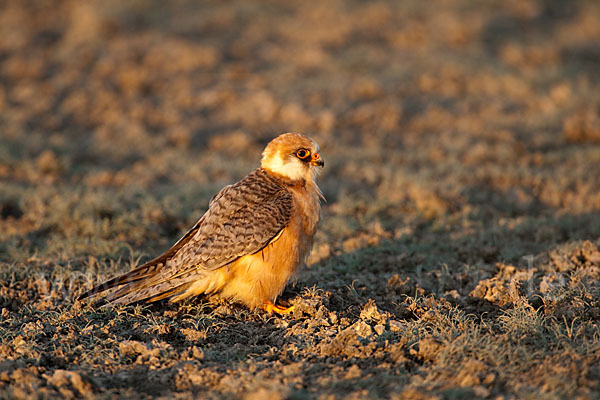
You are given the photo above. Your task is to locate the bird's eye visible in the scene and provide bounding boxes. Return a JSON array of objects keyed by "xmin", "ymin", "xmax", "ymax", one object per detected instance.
[{"xmin": 296, "ymin": 149, "xmax": 310, "ymax": 159}]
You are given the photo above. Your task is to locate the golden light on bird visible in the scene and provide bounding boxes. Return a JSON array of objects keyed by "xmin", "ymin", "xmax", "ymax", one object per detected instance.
[{"xmin": 79, "ymin": 133, "xmax": 324, "ymax": 315}]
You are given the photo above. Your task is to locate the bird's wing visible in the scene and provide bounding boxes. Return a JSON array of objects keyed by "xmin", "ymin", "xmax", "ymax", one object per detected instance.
[
  {"xmin": 78, "ymin": 169, "xmax": 293, "ymax": 305},
  {"xmin": 169, "ymin": 177, "xmax": 293, "ymax": 273}
]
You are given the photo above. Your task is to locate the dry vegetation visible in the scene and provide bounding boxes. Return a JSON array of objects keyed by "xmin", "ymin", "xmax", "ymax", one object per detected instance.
[{"xmin": 1, "ymin": 0, "xmax": 600, "ymax": 398}]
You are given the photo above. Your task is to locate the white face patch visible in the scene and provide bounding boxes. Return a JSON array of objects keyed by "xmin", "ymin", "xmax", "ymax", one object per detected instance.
[{"xmin": 262, "ymin": 150, "xmax": 308, "ymax": 181}]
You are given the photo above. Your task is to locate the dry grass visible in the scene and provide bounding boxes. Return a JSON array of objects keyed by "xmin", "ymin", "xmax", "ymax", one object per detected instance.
[{"xmin": 1, "ymin": 0, "xmax": 600, "ymax": 398}]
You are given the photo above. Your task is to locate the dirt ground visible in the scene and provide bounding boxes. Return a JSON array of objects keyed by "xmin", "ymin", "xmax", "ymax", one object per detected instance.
[{"xmin": 1, "ymin": 0, "xmax": 600, "ymax": 398}]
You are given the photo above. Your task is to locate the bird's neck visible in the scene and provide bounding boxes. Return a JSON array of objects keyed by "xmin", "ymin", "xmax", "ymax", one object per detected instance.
[
  {"xmin": 261, "ymin": 159, "xmax": 317, "ymax": 187},
  {"xmin": 264, "ymin": 168, "xmax": 307, "ymax": 188}
]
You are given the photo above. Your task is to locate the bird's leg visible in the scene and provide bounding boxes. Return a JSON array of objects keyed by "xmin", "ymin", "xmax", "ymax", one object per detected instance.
[{"xmin": 263, "ymin": 300, "xmax": 295, "ymax": 315}]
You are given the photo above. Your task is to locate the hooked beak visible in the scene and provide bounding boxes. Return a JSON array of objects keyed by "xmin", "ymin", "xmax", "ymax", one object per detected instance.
[{"xmin": 311, "ymin": 152, "xmax": 324, "ymax": 167}]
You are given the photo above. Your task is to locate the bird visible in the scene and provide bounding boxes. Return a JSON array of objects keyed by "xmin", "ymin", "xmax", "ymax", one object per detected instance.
[{"xmin": 78, "ymin": 132, "xmax": 324, "ymax": 314}]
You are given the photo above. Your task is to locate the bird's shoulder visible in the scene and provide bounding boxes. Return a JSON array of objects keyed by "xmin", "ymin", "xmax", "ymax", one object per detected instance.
[{"xmin": 208, "ymin": 168, "xmax": 293, "ymax": 211}]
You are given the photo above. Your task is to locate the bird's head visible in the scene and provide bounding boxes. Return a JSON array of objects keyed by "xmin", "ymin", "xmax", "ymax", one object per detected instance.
[{"xmin": 261, "ymin": 133, "xmax": 324, "ymax": 182}]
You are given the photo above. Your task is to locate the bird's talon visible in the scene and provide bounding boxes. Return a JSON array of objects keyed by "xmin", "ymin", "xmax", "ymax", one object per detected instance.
[{"xmin": 263, "ymin": 301, "xmax": 295, "ymax": 315}]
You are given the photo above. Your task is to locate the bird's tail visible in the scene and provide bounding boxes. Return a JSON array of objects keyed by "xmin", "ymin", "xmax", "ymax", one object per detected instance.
[
  {"xmin": 77, "ymin": 257, "xmax": 193, "ymax": 307},
  {"xmin": 78, "ymin": 216, "xmax": 206, "ymax": 307}
]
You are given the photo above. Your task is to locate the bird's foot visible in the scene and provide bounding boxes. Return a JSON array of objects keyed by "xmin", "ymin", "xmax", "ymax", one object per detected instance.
[{"xmin": 263, "ymin": 301, "xmax": 295, "ymax": 315}]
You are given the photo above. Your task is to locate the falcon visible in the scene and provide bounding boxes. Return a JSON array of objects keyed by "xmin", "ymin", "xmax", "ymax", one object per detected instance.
[{"xmin": 78, "ymin": 133, "xmax": 324, "ymax": 314}]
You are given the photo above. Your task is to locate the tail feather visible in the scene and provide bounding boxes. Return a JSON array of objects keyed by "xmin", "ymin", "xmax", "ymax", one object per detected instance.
[
  {"xmin": 116, "ymin": 272, "xmax": 197, "ymax": 302},
  {"xmin": 145, "ymin": 282, "xmax": 194, "ymax": 303},
  {"xmin": 98, "ymin": 278, "xmax": 195, "ymax": 307},
  {"xmin": 79, "ymin": 215, "xmax": 208, "ymax": 307},
  {"xmin": 77, "ymin": 260, "xmax": 166, "ymax": 302},
  {"xmin": 79, "ymin": 259, "xmax": 202, "ymax": 307}
]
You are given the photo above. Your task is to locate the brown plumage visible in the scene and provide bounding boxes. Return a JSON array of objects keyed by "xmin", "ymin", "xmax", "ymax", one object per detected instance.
[{"xmin": 78, "ymin": 133, "xmax": 324, "ymax": 314}]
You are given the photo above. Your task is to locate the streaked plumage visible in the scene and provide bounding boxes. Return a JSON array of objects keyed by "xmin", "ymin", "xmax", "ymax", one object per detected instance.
[{"xmin": 78, "ymin": 133, "xmax": 324, "ymax": 314}]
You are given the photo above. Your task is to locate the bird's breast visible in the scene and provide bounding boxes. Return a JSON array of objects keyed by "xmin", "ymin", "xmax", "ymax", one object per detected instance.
[{"xmin": 289, "ymin": 181, "xmax": 321, "ymax": 238}]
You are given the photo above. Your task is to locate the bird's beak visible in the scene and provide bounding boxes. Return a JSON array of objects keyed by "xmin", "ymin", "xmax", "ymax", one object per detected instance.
[{"xmin": 311, "ymin": 152, "xmax": 324, "ymax": 167}]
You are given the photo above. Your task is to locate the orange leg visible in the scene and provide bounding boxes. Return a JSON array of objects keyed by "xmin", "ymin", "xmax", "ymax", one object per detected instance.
[{"xmin": 262, "ymin": 300, "xmax": 295, "ymax": 315}]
